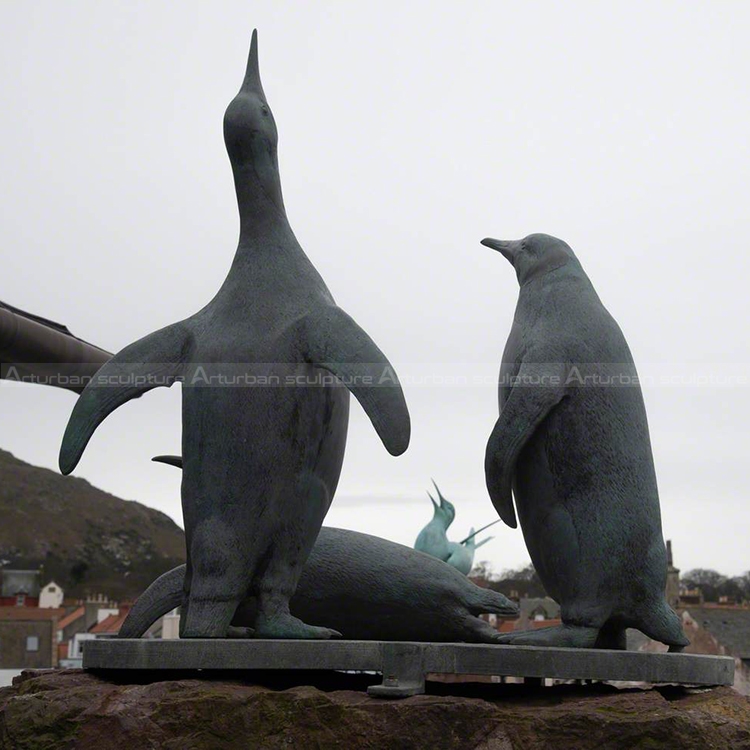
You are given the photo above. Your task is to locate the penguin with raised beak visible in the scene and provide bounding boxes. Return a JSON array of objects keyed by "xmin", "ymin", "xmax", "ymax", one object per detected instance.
[
  {"xmin": 59, "ymin": 31, "xmax": 410, "ymax": 640},
  {"xmin": 414, "ymin": 481, "xmax": 455, "ymax": 561}
]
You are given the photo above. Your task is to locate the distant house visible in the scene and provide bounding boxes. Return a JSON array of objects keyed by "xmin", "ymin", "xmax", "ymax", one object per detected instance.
[
  {"xmin": 0, "ymin": 606, "xmax": 65, "ymax": 669},
  {"xmin": 58, "ymin": 604, "xmax": 121, "ymax": 669},
  {"xmin": 89, "ymin": 605, "xmax": 132, "ymax": 638},
  {"xmin": 65, "ymin": 632, "xmax": 97, "ymax": 666},
  {"xmin": 0, "ymin": 569, "xmax": 41, "ymax": 607},
  {"xmin": 484, "ymin": 596, "xmax": 562, "ymax": 633},
  {"xmin": 665, "ymin": 540, "xmax": 680, "ymax": 609},
  {"xmin": 38, "ymin": 581, "xmax": 64, "ymax": 609},
  {"xmin": 623, "ymin": 541, "xmax": 750, "ymax": 696},
  {"xmin": 681, "ymin": 606, "xmax": 750, "ymax": 695},
  {"xmin": 519, "ymin": 597, "xmax": 561, "ymax": 623},
  {"xmin": 57, "ymin": 596, "xmax": 119, "ymax": 668},
  {"xmin": 56, "ymin": 606, "xmax": 86, "ymax": 642},
  {"xmin": 679, "ymin": 588, "xmax": 705, "ymax": 607},
  {"xmin": 60, "ymin": 603, "xmax": 169, "ymax": 668}
]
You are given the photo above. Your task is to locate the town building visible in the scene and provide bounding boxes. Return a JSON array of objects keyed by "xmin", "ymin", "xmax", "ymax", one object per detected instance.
[
  {"xmin": 665, "ymin": 540, "xmax": 680, "ymax": 609},
  {"xmin": 0, "ymin": 606, "xmax": 65, "ymax": 669},
  {"xmin": 0, "ymin": 568, "xmax": 41, "ymax": 607},
  {"xmin": 38, "ymin": 581, "xmax": 64, "ymax": 609}
]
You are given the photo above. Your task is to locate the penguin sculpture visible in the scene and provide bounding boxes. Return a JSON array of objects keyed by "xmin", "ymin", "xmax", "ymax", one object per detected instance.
[
  {"xmin": 59, "ymin": 31, "xmax": 410, "ymax": 640},
  {"xmin": 413, "ymin": 481, "xmax": 455, "ymax": 560},
  {"xmin": 119, "ymin": 525, "xmax": 518, "ymax": 643},
  {"xmin": 481, "ymin": 233, "xmax": 688, "ymax": 650},
  {"xmin": 445, "ymin": 528, "xmax": 494, "ymax": 576}
]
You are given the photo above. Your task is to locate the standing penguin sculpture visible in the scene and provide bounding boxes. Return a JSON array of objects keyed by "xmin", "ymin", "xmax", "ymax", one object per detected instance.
[
  {"xmin": 481, "ymin": 233, "xmax": 688, "ymax": 650},
  {"xmin": 413, "ymin": 481, "xmax": 455, "ymax": 561},
  {"xmin": 58, "ymin": 31, "xmax": 410, "ymax": 640}
]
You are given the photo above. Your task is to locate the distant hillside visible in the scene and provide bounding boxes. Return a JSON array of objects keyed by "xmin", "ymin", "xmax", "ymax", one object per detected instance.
[{"xmin": 0, "ymin": 449, "xmax": 185, "ymax": 601}]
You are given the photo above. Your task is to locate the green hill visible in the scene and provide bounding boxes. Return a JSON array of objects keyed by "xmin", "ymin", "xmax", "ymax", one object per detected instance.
[{"xmin": 0, "ymin": 449, "xmax": 185, "ymax": 601}]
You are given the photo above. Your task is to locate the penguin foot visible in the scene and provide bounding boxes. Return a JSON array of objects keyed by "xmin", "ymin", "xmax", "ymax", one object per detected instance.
[
  {"xmin": 493, "ymin": 624, "xmax": 600, "ymax": 648},
  {"xmin": 226, "ymin": 626, "xmax": 255, "ymax": 638},
  {"xmin": 253, "ymin": 613, "xmax": 342, "ymax": 640}
]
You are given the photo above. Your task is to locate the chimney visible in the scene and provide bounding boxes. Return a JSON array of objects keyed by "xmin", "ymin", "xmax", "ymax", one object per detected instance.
[{"xmin": 665, "ymin": 540, "xmax": 681, "ymax": 609}]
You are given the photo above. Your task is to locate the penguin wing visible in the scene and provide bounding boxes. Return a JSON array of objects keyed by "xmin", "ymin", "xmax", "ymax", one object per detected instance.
[
  {"xmin": 59, "ymin": 322, "xmax": 193, "ymax": 474},
  {"xmin": 299, "ymin": 305, "xmax": 410, "ymax": 456},
  {"xmin": 473, "ymin": 536, "xmax": 494, "ymax": 550},
  {"xmin": 485, "ymin": 361, "xmax": 567, "ymax": 528}
]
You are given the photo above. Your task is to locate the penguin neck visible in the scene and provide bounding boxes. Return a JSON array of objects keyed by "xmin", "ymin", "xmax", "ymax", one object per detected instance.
[
  {"xmin": 432, "ymin": 512, "xmax": 448, "ymax": 529},
  {"xmin": 231, "ymin": 161, "xmax": 289, "ymax": 248},
  {"xmin": 518, "ymin": 256, "xmax": 570, "ymax": 287}
]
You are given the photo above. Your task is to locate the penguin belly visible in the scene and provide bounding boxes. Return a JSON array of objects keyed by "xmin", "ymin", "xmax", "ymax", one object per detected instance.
[
  {"xmin": 514, "ymin": 388, "xmax": 667, "ymax": 627},
  {"xmin": 513, "ymin": 423, "xmax": 577, "ymax": 611},
  {"xmin": 179, "ymin": 367, "xmax": 349, "ymax": 633}
]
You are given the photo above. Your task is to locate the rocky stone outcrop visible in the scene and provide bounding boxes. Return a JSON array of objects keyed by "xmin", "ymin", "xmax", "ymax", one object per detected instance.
[{"xmin": 1, "ymin": 669, "xmax": 750, "ymax": 749}]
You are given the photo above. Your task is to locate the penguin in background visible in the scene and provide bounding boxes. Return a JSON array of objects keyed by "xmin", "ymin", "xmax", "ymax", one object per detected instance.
[
  {"xmin": 58, "ymin": 31, "xmax": 410, "ymax": 640},
  {"xmin": 481, "ymin": 233, "xmax": 688, "ymax": 650},
  {"xmin": 414, "ymin": 481, "xmax": 455, "ymax": 561},
  {"xmin": 445, "ymin": 527, "xmax": 494, "ymax": 576}
]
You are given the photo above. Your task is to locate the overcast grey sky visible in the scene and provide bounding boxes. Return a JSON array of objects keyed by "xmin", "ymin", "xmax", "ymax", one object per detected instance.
[{"xmin": 1, "ymin": 2, "xmax": 748, "ymax": 575}]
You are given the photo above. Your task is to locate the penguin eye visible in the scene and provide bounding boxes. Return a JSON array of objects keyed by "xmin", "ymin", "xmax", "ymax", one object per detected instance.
[{"xmin": 261, "ymin": 104, "xmax": 270, "ymax": 117}]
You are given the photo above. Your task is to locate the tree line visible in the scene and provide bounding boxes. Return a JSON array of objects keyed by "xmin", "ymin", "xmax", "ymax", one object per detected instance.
[
  {"xmin": 680, "ymin": 568, "xmax": 750, "ymax": 603},
  {"xmin": 471, "ymin": 562, "xmax": 750, "ymax": 604}
]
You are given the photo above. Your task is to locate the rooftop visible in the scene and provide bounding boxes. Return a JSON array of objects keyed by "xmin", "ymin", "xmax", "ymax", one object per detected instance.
[
  {"xmin": 0, "ymin": 606, "xmax": 65, "ymax": 621},
  {"xmin": 90, "ymin": 611, "xmax": 129, "ymax": 635},
  {"xmin": 57, "ymin": 606, "xmax": 85, "ymax": 630},
  {"xmin": 683, "ymin": 606, "xmax": 750, "ymax": 659}
]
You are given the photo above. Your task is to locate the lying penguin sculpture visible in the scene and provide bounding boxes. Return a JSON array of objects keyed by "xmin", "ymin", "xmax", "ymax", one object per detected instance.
[
  {"xmin": 59, "ymin": 31, "xmax": 410, "ymax": 640},
  {"xmin": 119, "ymin": 511, "xmax": 518, "ymax": 642},
  {"xmin": 413, "ymin": 481, "xmax": 455, "ymax": 560},
  {"xmin": 481, "ymin": 233, "xmax": 688, "ymax": 651}
]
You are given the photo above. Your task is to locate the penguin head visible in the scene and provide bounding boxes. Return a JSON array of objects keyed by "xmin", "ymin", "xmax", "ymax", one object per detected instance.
[
  {"xmin": 481, "ymin": 233, "xmax": 576, "ymax": 285},
  {"xmin": 223, "ymin": 31, "xmax": 283, "ymax": 205},
  {"xmin": 430, "ymin": 480, "xmax": 456, "ymax": 527}
]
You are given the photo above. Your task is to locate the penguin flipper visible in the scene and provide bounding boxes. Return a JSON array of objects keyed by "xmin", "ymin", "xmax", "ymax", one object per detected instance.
[
  {"xmin": 485, "ymin": 362, "xmax": 566, "ymax": 528},
  {"xmin": 59, "ymin": 322, "xmax": 193, "ymax": 474},
  {"xmin": 300, "ymin": 306, "xmax": 410, "ymax": 456}
]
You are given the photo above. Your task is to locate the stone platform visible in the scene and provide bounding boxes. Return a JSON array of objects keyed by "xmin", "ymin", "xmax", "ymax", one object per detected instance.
[{"xmin": 83, "ymin": 639, "xmax": 734, "ymax": 698}]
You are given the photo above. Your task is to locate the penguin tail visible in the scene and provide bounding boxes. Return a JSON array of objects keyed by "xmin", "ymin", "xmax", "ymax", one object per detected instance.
[
  {"xmin": 152, "ymin": 455, "xmax": 184, "ymax": 469},
  {"xmin": 633, "ymin": 599, "xmax": 690, "ymax": 650},
  {"xmin": 59, "ymin": 322, "xmax": 193, "ymax": 475},
  {"xmin": 466, "ymin": 583, "xmax": 519, "ymax": 617},
  {"xmin": 118, "ymin": 565, "xmax": 186, "ymax": 638}
]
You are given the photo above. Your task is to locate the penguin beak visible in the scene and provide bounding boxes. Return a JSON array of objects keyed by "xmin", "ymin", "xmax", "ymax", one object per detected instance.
[
  {"xmin": 241, "ymin": 29, "xmax": 264, "ymax": 95},
  {"xmin": 427, "ymin": 492, "xmax": 439, "ymax": 513},
  {"xmin": 432, "ymin": 479, "xmax": 447, "ymax": 508},
  {"xmin": 481, "ymin": 238, "xmax": 518, "ymax": 264}
]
